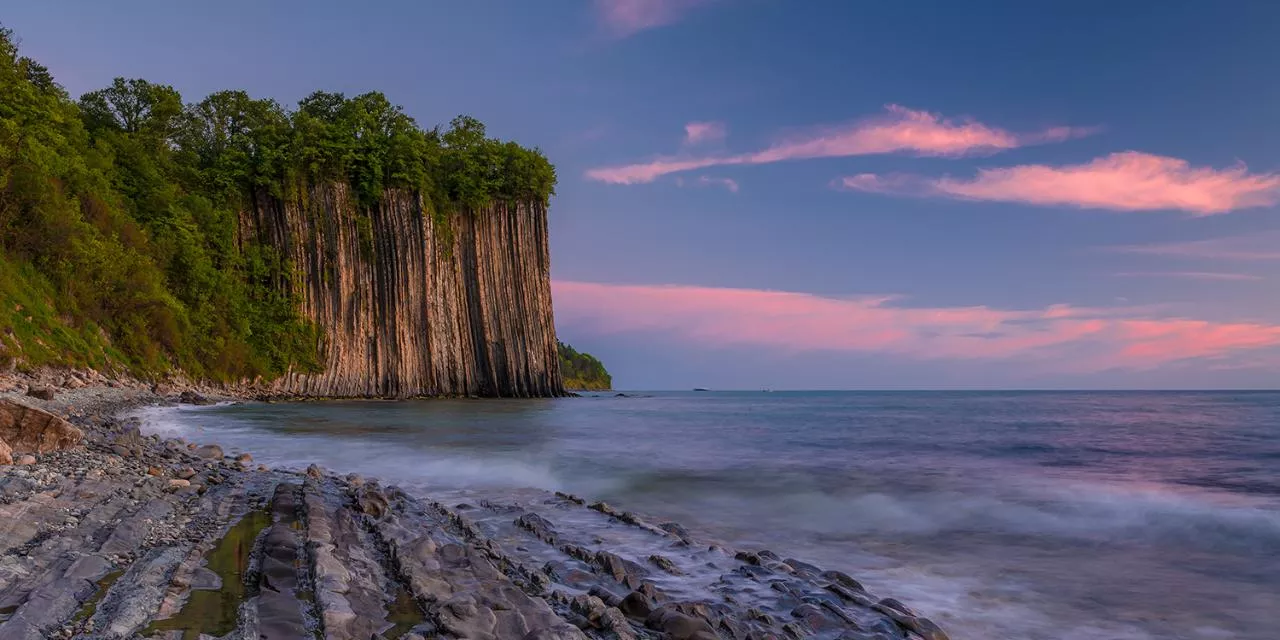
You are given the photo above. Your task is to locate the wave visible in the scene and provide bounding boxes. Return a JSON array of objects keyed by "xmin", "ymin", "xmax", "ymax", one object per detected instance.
[{"xmin": 133, "ymin": 405, "xmax": 564, "ymax": 491}]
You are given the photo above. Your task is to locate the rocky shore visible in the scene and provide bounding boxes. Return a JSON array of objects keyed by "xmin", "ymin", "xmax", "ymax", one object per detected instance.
[{"xmin": 0, "ymin": 373, "xmax": 948, "ymax": 640}]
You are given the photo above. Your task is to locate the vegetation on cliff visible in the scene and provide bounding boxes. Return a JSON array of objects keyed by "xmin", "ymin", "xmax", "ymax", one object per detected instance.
[
  {"xmin": 0, "ymin": 26, "xmax": 556, "ymax": 381},
  {"xmin": 558, "ymin": 342, "xmax": 612, "ymax": 390}
]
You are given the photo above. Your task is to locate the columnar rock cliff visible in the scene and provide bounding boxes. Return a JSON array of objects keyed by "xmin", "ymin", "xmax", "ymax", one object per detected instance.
[{"xmin": 238, "ymin": 184, "xmax": 562, "ymax": 398}]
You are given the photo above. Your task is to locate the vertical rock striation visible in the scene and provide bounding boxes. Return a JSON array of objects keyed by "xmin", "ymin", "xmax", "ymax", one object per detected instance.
[{"xmin": 239, "ymin": 184, "xmax": 562, "ymax": 398}]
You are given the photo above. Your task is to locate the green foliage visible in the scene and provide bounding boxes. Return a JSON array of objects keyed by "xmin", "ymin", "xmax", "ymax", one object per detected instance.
[
  {"xmin": 0, "ymin": 25, "xmax": 552, "ymax": 380},
  {"xmin": 558, "ymin": 341, "xmax": 612, "ymax": 391}
]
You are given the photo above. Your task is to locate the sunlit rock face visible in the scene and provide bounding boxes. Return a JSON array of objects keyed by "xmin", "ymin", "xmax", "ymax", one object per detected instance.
[{"xmin": 240, "ymin": 184, "xmax": 562, "ymax": 398}]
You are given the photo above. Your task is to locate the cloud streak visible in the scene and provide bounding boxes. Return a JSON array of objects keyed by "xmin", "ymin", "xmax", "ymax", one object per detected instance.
[
  {"xmin": 586, "ymin": 105, "xmax": 1091, "ymax": 185},
  {"xmin": 841, "ymin": 152, "xmax": 1280, "ymax": 215},
  {"xmin": 684, "ymin": 121, "xmax": 726, "ymax": 145},
  {"xmin": 553, "ymin": 281, "xmax": 1280, "ymax": 371},
  {"xmin": 1106, "ymin": 231, "xmax": 1280, "ymax": 261},
  {"xmin": 1113, "ymin": 271, "xmax": 1262, "ymax": 282},
  {"xmin": 594, "ymin": 0, "xmax": 710, "ymax": 38},
  {"xmin": 676, "ymin": 175, "xmax": 739, "ymax": 192}
]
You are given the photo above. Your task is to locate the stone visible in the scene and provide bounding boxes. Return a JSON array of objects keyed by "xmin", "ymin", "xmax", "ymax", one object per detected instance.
[
  {"xmin": 619, "ymin": 591, "xmax": 653, "ymax": 619},
  {"xmin": 17, "ymin": 454, "xmax": 35, "ymax": 466},
  {"xmin": 306, "ymin": 463, "xmax": 324, "ymax": 479},
  {"xmin": 178, "ymin": 390, "xmax": 214, "ymax": 405},
  {"xmin": 146, "ymin": 466, "xmax": 163, "ymax": 477},
  {"xmin": 235, "ymin": 452, "xmax": 253, "ymax": 463},
  {"xmin": 25, "ymin": 386, "xmax": 55, "ymax": 401},
  {"xmin": 167, "ymin": 478, "xmax": 190, "ymax": 491},
  {"xmin": 0, "ymin": 438, "xmax": 10, "ymax": 465},
  {"xmin": 195, "ymin": 444, "xmax": 224, "ymax": 460},
  {"xmin": 176, "ymin": 466, "xmax": 197, "ymax": 479},
  {"xmin": 644, "ymin": 607, "xmax": 718, "ymax": 640},
  {"xmin": 0, "ymin": 398, "xmax": 84, "ymax": 454},
  {"xmin": 648, "ymin": 554, "xmax": 682, "ymax": 575}
]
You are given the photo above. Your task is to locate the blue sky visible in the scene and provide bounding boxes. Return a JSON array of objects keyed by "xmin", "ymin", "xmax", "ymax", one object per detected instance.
[{"xmin": 7, "ymin": 1, "xmax": 1280, "ymax": 388}]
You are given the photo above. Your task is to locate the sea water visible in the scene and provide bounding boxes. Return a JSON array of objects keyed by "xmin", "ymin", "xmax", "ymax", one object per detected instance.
[{"xmin": 136, "ymin": 391, "xmax": 1280, "ymax": 639}]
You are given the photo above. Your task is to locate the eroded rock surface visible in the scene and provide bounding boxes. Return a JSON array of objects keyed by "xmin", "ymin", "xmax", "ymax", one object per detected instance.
[
  {"xmin": 0, "ymin": 399, "xmax": 83, "ymax": 455},
  {"xmin": 0, "ymin": 400, "xmax": 949, "ymax": 640}
]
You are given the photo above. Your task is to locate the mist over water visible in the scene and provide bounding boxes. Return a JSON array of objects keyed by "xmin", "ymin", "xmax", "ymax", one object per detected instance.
[{"xmin": 137, "ymin": 391, "xmax": 1280, "ymax": 639}]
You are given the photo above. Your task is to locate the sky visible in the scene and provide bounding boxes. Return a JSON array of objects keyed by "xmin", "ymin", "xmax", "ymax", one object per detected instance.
[{"xmin": 6, "ymin": 0, "xmax": 1280, "ymax": 389}]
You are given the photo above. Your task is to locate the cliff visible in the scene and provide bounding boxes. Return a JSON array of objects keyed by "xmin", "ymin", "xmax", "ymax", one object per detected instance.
[{"xmin": 240, "ymin": 184, "xmax": 562, "ymax": 398}]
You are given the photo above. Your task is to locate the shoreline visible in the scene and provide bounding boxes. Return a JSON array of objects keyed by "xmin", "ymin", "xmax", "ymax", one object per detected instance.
[{"xmin": 0, "ymin": 375, "xmax": 949, "ymax": 640}]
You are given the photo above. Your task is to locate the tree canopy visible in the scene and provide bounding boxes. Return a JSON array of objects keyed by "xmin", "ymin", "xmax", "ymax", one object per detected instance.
[{"xmin": 558, "ymin": 342, "xmax": 612, "ymax": 391}]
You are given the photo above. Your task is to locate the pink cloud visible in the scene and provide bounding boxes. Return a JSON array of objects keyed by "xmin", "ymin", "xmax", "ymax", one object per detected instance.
[
  {"xmin": 594, "ymin": 0, "xmax": 709, "ymax": 37},
  {"xmin": 1113, "ymin": 271, "xmax": 1262, "ymax": 282},
  {"xmin": 586, "ymin": 105, "xmax": 1091, "ymax": 185},
  {"xmin": 841, "ymin": 152, "xmax": 1280, "ymax": 215},
  {"xmin": 684, "ymin": 121, "xmax": 727, "ymax": 145},
  {"xmin": 552, "ymin": 281, "xmax": 1280, "ymax": 371},
  {"xmin": 1106, "ymin": 231, "xmax": 1280, "ymax": 261}
]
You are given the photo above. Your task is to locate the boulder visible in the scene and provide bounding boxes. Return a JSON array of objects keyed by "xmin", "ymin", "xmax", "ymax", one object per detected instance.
[
  {"xmin": 0, "ymin": 399, "xmax": 83, "ymax": 454},
  {"xmin": 195, "ymin": 444, "xmax": 224, "ymax": 460},
  {"xmin": 25, "ymin": 386, "xmax": 55, "ymax": 401},
  {"xmin": 179, "ymin": 390, "xmax": 213, "ymax": 406}
]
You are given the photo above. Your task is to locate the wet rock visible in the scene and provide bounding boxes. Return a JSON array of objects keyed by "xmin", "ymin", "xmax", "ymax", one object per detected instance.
[
  {"xmin": 0, "ymin": 398, "xmax": 84, "ymax": 453},
  {"xmin": 619, "ymin": 591, "xmax": 653, "ymax": 619},
  {"xmin": 554, "ymin": 491, "xmax": 585, "ymax": 505},
  {"xmin": 601, "ymin": 607, "xmax": 638, "ymax": 640},
  {"xmin": 195, "ymin": 444, "xmax": 224, "ymax": 460},
  {"xmin": 515, "ymin": 512, "xmax": 558, "ymax": 544},
  {"xmin": 648, "ymin": 554, "xmax": 682, "ymax": 575},
  {"xmin": 903, "ymin": 616, "xmax": 950, "ymax": 640},
  {"xmin": 178, "ymin": 390, "xmax": 213, "ymax": 405},
  {"xmin": 659, "ymin": 521, "xmax": 691, "ymax": 538},
  {"xmin": 26, "ymin": 385, "xmax": 55, "ymax": 401},
  {"xmin": 645, "ymin": 606, "xmax": 718, "ymax": 640},
  {"xmin": 356, "ymin": 486, "xmax": 389, "ymax": 518},
  {"xmin": 306, "ymin": 463, "xmax": 324, "ymax": 478},
  {"xmin": 822, "ymin": 570, "xmax": 866, "ymax": 592},
  {"xmin": 235, "ymin": 452, "xmax": 253, "ymax": 463},
  {"xmin": 875, "ymin": 597, "xmax": 915, "ymax": 617}
]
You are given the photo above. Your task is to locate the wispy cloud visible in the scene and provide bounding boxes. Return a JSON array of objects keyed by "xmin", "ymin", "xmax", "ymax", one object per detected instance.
[
  {"xmin": 1113, "ymin": 271, "xmax": 1262, "ymax": 281},
  {"xmin": 593, "ymin": 0, "xmax": 710, "ymax": 38},
  {"xmin": 841, "ymin": 152, "xmax": 1280, "ymax": 215},
  {"xmin": 553, "ymin": 281, "xmax": 1280, "ymax": 371},
  {"xmin": 586, "ymin": 105, "xmax": 1092, "ymax": 185},
  {"xmin": 1106, "ymin": 231, "xmax": 1280, "ymax": 261},
  {"xmin": 676, "ymin": 175, "xmax": 739, "ymax": 192},
  {"xmin": 684, "ymin": 121, "xmax": 726, "ymax": 145}
]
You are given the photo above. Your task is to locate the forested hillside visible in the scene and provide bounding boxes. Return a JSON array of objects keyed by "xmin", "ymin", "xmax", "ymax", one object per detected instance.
[
  {"xmin": 0, "ymin": 25, "xmax": 556, "ymax": 382},
  {"xmin": 558, "ymin": 342, "xmax": 612, "ymax": 390}
]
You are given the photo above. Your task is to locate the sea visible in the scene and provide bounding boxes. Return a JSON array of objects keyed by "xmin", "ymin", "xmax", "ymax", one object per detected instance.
[{"xmin": 135, "ymin": 391, "xmax": 1280, "ymax": 640}]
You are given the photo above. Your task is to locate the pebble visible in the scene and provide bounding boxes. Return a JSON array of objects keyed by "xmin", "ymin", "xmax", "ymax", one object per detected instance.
[{"xmin": 16, "ymin": 455, "xmax": 36, "ymax": 466}]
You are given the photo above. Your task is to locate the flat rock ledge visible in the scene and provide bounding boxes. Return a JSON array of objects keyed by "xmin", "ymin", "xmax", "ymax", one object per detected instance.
[{"xmin": 0, "ymin": 385, "xmax": 949, "ymax": 640}]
